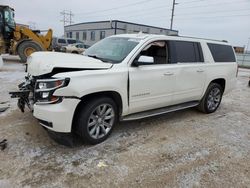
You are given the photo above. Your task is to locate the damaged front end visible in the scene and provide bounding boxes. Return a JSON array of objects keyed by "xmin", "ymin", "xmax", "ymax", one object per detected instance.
[
  {"xmin": 9, "ymin": 74, "xmax": 70, "ymax": 113},
  {"xmin": 9, "ymin": 75, "xmax": 35, "ymax": 112}
]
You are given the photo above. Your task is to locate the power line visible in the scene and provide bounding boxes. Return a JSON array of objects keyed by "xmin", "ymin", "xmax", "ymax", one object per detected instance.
[
  {"xmin": 176, "ymin": 8, "xmax": 250, "ymax": 16},
  {"xmin": 130, "ymin": 8, "xmax": 250, "ymax": 21},
  {"xmin": 149, "ymin": 13, "xmax": 250, "ymax": 23},
  {"xmin": 77, "ymin": 3, "xmax": 171, "ymax": 19},
  {"xmin": 175, "ymin": 13, "xmax": 250, "ymax": 20},
  {"xmin": 180, "ymin": 0, "xmax": 205, "ymax": 4},
  {"xmin": 77, "ymin": 4, "xmax": 250, "ymax": 24},
  {"xmin": 75, "ymin": 0, "xmax": 248, "ymax": 20},
  {"xmin": 177, "ymin": 0, "xmax": 248, "ymax": 9},
  {"xmin": 75, "ymin": 0, "xmax": 155, "ymax": 15}
]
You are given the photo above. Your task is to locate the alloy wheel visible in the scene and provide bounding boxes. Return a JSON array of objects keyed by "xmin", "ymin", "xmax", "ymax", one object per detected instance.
[{"xmin": 87, "ymin": 104, "xmax": 115, "ymax": 139}]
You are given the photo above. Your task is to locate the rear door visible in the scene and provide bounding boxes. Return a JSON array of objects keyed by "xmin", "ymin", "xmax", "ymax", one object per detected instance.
[{"xmin": 168, "ymin": 40, "xmax": 206, "ymax": 104}]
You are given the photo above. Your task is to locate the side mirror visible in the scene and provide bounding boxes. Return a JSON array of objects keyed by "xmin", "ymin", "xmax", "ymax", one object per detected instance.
[{"xmin": 134, "ymin": 55, "xmax": 154, "ymax": 66}]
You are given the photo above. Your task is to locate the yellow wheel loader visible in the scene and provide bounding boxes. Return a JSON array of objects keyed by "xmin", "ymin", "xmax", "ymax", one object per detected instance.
[{"xmin": 0, "ymin": 5, "xmax": 52, "ymax": 62}]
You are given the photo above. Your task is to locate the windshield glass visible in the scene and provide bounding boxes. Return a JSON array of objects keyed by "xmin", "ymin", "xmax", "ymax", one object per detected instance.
[
  {"xmin": 4, "ymin": 8, "xmax": 15, "ymax": 29},
  {"xmin": 84, "ymin": 37, "xmax": 139, "ymax": 63}
]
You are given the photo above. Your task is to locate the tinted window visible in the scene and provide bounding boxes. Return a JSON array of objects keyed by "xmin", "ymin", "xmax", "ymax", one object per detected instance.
[
  {"xmin": 168, "ymin": 41, "xmax": 204, "ymax": 63},
  {"xmin": 77, "ymin": 44, "xmax": 84, "ymax": 48},
  {"xmin": 58, "ymin": 39, "xmax": 66, "ymax": 44},
  {"xmin": 67, "ymin": 39, "xmax": 76, "ymax": 44},
  {"xmin": 208, "ymin": 43, "xmax": 236, "ymax": 62}
]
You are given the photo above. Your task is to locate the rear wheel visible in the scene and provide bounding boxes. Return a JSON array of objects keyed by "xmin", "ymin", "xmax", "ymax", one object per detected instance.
[
  {"xmin": 17, "ymin": 41, "xmax": 44, "ymax": 62},
  {"xmin": 75, "ymin": 97, "xmax": 118, "ymax": 144},
  {"xmin": 197, "ymin": 83, "xmax": 223, "ymax": 113}
]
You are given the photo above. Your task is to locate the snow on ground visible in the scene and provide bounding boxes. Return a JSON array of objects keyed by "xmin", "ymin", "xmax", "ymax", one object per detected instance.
[
  {"xmin": 0, "ymin": 57, "xmax": 250, "ymax": 188},
  {"xmin": 0, "ymin": 58, "xmax": 26, "ymax": 116}
]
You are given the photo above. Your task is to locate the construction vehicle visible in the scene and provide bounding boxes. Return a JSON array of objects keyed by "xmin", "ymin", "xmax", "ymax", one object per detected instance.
[{"xmin": 0, "ymin": 5, "xmax": 52, "ymax": 62}]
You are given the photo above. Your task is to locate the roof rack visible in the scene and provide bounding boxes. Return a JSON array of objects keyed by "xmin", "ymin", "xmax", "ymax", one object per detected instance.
[
  {"xmin": 178, "ymin": 35, "xmax": 228, "ymax": 43},
  {"xmin": 167, "ymin": 33, "xmax": 179, "ymax": 36}
]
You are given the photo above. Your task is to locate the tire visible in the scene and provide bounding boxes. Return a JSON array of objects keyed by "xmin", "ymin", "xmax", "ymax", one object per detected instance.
[
  {"xmin": 197, "ymin": 83, "xmax": 223, "ymax": 114},
  {"xmin": 75, "ymin": 97, "xmax": 118, "ymax": 144},
  {"xmin": 72, "ymin": 51, "xmax": 78, "ymax": 54},
  {"xmin": 17, "ymin": 41, "xmax": 44, "ymax": 63}
]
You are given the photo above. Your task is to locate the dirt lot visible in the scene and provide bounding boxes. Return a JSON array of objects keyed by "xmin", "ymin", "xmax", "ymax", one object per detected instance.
[{"xmin": 0, "ymin": 58, "xmax": 250, "ymax": 188}]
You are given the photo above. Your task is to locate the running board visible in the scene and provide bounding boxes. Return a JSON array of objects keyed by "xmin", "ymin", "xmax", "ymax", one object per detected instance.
[{"xmin": 121, "ymin": 101, "xmax": 199, "ymax": 121}]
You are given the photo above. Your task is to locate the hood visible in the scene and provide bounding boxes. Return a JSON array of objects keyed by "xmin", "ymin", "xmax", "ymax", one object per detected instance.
[{"xmin": 27, "ymin": 52, "xmax": 112, "ymax": 76}]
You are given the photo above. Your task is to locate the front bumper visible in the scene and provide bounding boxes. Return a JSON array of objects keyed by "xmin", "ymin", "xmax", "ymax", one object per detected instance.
[{"xmin": 33, "ymin": 98, "xmax": 80, "ymax": 133}]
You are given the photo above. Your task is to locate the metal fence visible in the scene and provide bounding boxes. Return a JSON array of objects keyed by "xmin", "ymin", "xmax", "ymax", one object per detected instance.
[{"xmin": 236, "ymin": 53, "xmax": 250, "ymax": 68}]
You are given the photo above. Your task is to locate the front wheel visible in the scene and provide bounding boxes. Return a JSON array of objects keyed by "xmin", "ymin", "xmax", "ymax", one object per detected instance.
[
  {"xmin": 75, "ymin": 97, "xmax": 118, "ymax": 144},
  {"xmin": 197, "ymin": 83, "xmax": 223, "ymax": 114}
]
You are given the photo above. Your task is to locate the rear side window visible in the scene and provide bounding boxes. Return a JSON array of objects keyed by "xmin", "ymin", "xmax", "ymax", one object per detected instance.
[
  {"xmin": 58, "ymin": 39, "xmax": 66, "ymax": 44},
  {"xmin": 67, "ymin": 39, "xmax": 76, "ymax": 44},
  {"xmin": 207, "ymin": 43, "xmax": 236, "ymax": 62},
  {"xmin": 168, "ymin": 41, "xmax": 204, "ymax": 63}
]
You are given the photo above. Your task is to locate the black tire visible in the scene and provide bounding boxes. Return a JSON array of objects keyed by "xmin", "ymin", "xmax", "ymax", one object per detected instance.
[
  {"xmin": 17, "ymin": 41, "xmax": 44, "ymax": 63},
  {"xmin": 197, "ymin": 83, "xmax": 223, "ymax": 114},
  {"xmin": 75, "ymin": 97, "xmax": 118, "ymax": 144},
  {"xmin": 72, "ymin": 51, "xmax": 78, "ymax": 54}
]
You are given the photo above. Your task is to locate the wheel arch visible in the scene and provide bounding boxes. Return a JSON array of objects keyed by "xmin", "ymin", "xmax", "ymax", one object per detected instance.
[
  {"xmin": 71, "ymin": 91, "xmax": 123, "ymax": 131},
  {"xmin": 210, "ymin": 78, "xmax": 226, "ymax": 93}
]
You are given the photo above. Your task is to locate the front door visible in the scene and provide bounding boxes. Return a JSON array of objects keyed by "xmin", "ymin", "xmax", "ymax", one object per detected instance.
[{"xmin": 128, "ymin": 41, "xmax": 177, "ymax": 114}]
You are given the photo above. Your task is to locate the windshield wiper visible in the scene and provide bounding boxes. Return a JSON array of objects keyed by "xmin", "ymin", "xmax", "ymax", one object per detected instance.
[{"xmin": 86, "ymin": 54, "xmax": 112, "ymax": 63}]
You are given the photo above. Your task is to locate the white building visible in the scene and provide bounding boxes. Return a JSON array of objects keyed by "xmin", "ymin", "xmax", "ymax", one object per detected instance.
[{"xmin": 64, "ymin": 20, "xmax": 178, "ymax": 46}]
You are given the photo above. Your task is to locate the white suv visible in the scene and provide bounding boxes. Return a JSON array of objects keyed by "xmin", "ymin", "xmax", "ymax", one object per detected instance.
[{"xmin": 10, "ymin": 34, "xmax": 237, "ymax": 144}]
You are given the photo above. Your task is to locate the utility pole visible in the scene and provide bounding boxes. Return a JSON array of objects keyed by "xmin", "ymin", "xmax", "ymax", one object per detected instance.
[
  {"xmin": 170, "ymin": 0, "xmax": 178, "ymax": 30},
  {"xmin": 60, "ymin": 10, "xmax": 74, "ymax": 37},
  {"xmin": 60, "ymin": 10, "xmax": 74, "ymax": 26}
]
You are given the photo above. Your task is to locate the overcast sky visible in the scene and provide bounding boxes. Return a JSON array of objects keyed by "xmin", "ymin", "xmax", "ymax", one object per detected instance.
[{"xmin": 2, "ymin": 0, "xmax": 250, "ymax": 47}]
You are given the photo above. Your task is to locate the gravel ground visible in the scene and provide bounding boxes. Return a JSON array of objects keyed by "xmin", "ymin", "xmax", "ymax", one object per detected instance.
[{"xmin": 0, "ymin": 58, "xmax": 250, "ymax": 188}]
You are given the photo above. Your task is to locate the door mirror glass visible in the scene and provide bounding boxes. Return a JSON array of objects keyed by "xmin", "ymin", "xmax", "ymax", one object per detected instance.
[{"xmin": 134, "ymin": 55, "xmax": 154, "ymax": 66}]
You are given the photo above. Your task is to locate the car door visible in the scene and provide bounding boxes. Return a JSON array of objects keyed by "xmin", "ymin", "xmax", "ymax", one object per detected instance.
[
  {"xmin": 128, "ymin": 41, "xmax": 177, "ymax": 114},
  {"xmin": 168, "ymin": 40, "xmax": 206, "ymax": 104}
]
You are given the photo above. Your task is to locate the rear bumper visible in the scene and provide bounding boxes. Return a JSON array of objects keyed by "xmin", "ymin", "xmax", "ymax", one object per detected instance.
[
  {"xmin": 33, "ymin": 98, "xmax": 80, "ymax": 133},
  {"xmin": 224, "ymin": 77, "xmax": 237, "ymax": 95}
]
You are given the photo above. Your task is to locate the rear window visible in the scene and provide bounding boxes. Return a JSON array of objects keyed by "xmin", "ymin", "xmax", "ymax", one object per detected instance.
[
  {"xmin": 58, "ymin": 39, "xmax": 66, "ymax": 44},
  {"xmin": 207, "ymin": 43, "xmax": 236, "ymax": 62},
  {"xmin": 168, "ymin": 41, "xmax": 204, "ymax": 63}
]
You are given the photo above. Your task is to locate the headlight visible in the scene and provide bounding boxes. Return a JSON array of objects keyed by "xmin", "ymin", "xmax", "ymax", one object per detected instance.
[{"xmin": 35, "ymin": 78, "xmax": 70, "ymax": 104}]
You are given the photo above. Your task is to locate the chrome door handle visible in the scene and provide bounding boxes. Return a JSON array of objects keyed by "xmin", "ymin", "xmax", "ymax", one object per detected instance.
[
  {"xmin": 164, "ymin": 72, "xmax": 174, "ymax": 76},
  {"xmin": 197, "ymin": 69, "xmax": 204, "ymax": 73}
]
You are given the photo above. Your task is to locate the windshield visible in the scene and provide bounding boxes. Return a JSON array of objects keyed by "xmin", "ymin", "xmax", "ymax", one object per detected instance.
[
  {"xmin": 84, "ymin": 37, "xmax": 139, "ymax": 63},
  {"xmin": 4, "ymin": 8, "xmax": 15, "ymax": 29}
]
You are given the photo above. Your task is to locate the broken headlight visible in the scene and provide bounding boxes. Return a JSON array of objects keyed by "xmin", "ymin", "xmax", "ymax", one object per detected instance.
[{"xmin": 35, "ymin": 78, "xmax": 70, "ymax": 104}]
